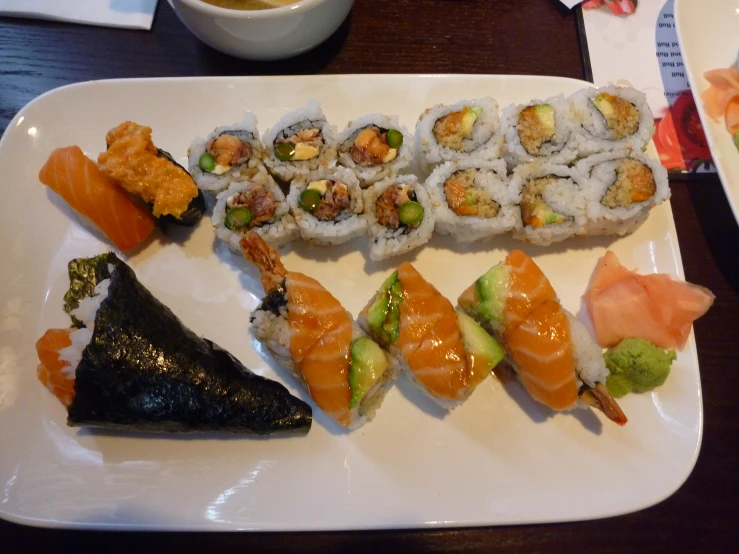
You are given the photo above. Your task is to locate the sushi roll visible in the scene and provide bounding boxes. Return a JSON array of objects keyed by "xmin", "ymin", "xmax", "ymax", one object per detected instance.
[
  {"xmin": 36, "ymin": 253, "xmax": 312, "ymax": 434},
  {"xmin": 570, "ymin": 86, "xmax": 655, "ymax": 156},
  {"xmin": 508, "ymin": 162, "xmax": 587, "ymax": 246},
  {"xmin": 262, "ymin": 100, "xmax": 338, "ymax": 183},
  {"xmin": 336, "ymin": 114, "xmax": 413, "ymax": 187},
  {"xmin": 188, "ymin": 112, "xmax": 267, "ymax": 194},
  {"xmin": 358, "ymin": 262, "xmax": 505, "ymax": 409},
  {"xmin": 500, "ymin": 95, "xmax": 578, "ymax": 167},
  {"xmin": 286, "ymin": 167, "xmax": 366, "ymax": 246},
  {"xmin": 427, "ymin": 159, "xmax": 518, "ymax": 242},
  {"xmin": 242, "ymin": 232, "xmax": 398, "ymax": 429},
  {"xmin": 39, "ymin": 146, "xmax": 155, "ymax": 252},
  {"xmin": 457, "ymin": 250, "xmax": 627, "ymax": 425},
  {"xmin": 212, "ymin": 173, "xmax": 298, "ymax": 251},
  {"xmin": 575, "ymin": 150, "xmax": 670, "ymax": 236},
  {"xmin": 97, "ymin": 121, "xmax": 206, "ymax": 226},
  {"xmin": 363, "ymin": 175, "xmax": 435, "ymax": 261},
  {"xmin": 415, "ymin": 97, "xmax": 502, "ymax": 172}
]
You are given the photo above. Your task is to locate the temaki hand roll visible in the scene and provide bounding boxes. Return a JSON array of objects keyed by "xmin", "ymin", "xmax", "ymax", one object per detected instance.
[
  {"xmin": 36, "ymin": 253, "xmax": 312, "ymax": 434},
  {"xmin": 98, "ymin": 121, "xmax": 206, "ymax": 226}
]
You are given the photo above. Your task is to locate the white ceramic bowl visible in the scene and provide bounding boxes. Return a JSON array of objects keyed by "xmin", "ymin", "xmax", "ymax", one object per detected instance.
[{"xmin": 168, "ymin": 0, "xmax": 354, "ymax": 61}]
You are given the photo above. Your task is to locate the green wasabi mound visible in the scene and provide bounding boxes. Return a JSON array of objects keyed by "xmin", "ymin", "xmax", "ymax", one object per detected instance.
[
  {"xmin": 734, "ymin": 130, "xmax": 739, "ymax": 153},
  {"xmin": 604, "ymin": 338, "xmax": 677, "ymax": 398}
]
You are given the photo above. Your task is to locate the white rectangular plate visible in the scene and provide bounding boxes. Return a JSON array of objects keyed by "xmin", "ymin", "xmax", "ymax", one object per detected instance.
[
  {"xmin": 0, "ymin": 75, "xmax": 702, "ymax": 531},
  {"xmin": 676, "ymin": 0, "xmax": 739, "ymax": 221}
]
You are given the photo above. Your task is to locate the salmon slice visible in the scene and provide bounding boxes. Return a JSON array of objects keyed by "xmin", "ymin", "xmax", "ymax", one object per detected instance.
[
  {"xmin": 287, "ymin": 272, "xmax": 349, "ymax": 364},
  {"xmin": 397, "ymin": 263, "xmax": 470, "ymax": 400},
  {"xmin": 39, "ymin": 146, "xmax": 155, "ymax": 252},
  {"xmin": 36, "ymin": 328, "xmax": 75, "ymax": 407},
  {"xmin": 506, "ymin": 300, "xmax": 579, "ymax": 411},
  {"xmin": 299, "ymin": 320, "xmax": 353, "ymax": 425},
  {"xmin": 503, "ymin": 250, "xmax": 558, "ymax": 336},
  {"xmin": 584, "ymin": 251, "xmax": 714, "ymax": 349},
  {"xmin": 287, "ymin": 272, "xmax": 353, "ymax": 424}
]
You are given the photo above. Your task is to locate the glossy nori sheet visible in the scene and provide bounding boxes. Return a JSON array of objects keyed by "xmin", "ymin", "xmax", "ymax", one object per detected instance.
[
  {"xmin": 67, "ymin": 254, "xmax": 312, "ymax": 434},
  {"xmin": 63, "ymin": 253, "xmax": 121, "ymax": 328}
]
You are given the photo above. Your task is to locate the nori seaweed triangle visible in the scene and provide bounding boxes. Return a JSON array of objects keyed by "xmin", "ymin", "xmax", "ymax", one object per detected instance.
[{"xmin": 65, "ymin": 253, "xmax": 312, "ymax": 434}]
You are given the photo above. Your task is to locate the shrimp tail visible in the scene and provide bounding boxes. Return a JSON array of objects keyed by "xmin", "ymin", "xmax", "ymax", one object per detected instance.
[
  {"xmin": 580, "ymin": 382, "xmax": 628, "ymax": 426},
  {"xmin": 240, "ymin": 231, "xmax": 288, "ymax": 293}
]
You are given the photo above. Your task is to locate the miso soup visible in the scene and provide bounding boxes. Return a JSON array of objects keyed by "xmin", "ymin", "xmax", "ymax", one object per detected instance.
[{"xmin": 200, "ymin": 0, "xmax": 300, "ymax": 10}]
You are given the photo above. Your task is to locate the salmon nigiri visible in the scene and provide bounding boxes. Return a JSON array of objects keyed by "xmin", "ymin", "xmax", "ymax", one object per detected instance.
[
  {"xmin": 359, "ymin": 262, "xmax": 505, "ymax": 408},
  {"xmin": 242, "ymin": 231, "xmax": 397, "ymax": 429},
  {"xmin": 458, "ymin": 250, "xmax": 627, "ymax": 425},
  {"xmin": 39, "ymin": 146, "xmax": 155, "ymax": 252},
  {"xmin": 584, "ymin": 250, "xmax": 715, "ymax": 350}
]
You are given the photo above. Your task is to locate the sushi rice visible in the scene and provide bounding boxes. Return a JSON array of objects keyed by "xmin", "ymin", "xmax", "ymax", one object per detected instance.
[
  {"xmin": 262, "ymin": 100, "xmax": 338, "ymax": 183},
  {"xmin": 212, "ymin": 174, "xmax": 298, "ymax": 251},
  {"xmin": 576, "ymin": 149, "xmax": 670, "ymax": 236},
  {"xmin": 508, "ymin": 162, "xmax": 587, "ymax": 246},
  {"xmin": 363, "ymin": 175, "xmax": 435, "ymax": 261},
  {"xmin": 415, "ymin": 97, "xmax": 502, "ymax": 172},
  {"xmin": 500, "ymin": 94, "xmax": 578, "ymax": 168},
  {"xmin": 570, "ymin": 85, "xmax": 655, "ymax": 157},
  {"xmin": 427, "ymin": 159, "xmax": 518, "ymax": 243},
  {"xmin": 58, "ymin": 268, "xmax": 114, "ymax": 377},
  {"xmin": 287, "ymin": 166, "xmax": 367, "ymax": 246},
  {"xmin": 188, "ymin": 112, "xmax": 267, "ymax": 194},
  {"xmin": 337, "ymin": 113, "xmax": 413, "ymax": 187}
]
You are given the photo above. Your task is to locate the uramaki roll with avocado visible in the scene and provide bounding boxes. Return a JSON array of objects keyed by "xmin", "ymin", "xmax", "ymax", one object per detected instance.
[
  {"xmin": 242, "ymin": 231, "xmax": 398, "ymax": 430},
  {"xmin": 507, "ymin": 163, "xmax": 587, "ymax": 246},
  {"xmin": 188, "ymin": 112, "xmax": 267, "ymax": 194},
  {"xmin": 363, "ymin": 175, "xmax": 435, "ymax": 261},
  {"xmin": 570, "ymin": 86, "xmax": 655, "ymax": 156},
  {"xmin": 357, "ymin": 262, "xmax": 505, "ymax": 409},
  {"xmin": 415, "ymin": 97, "xmax": 502, "ymax": 172},
  {"xmin": 426, "ymin": 159, "xmax": 518, "ymax": 243},
  {"xmin": 262, "ymin": 100, "xmax": 338, "ymax": 183},
  {"xmin": 286, "ymin": 166, "xmax": 367, "ymax": 245},
  {"xmin": 212, "ymin": 172, "xmax": 298, "ymax": 251},
  {"xmin": 575, "ymin": 150, "xmax": 670, "ymax": 236},
  {"xmin": 337, "ymin": 114, "xmax": 413, "ymax": 187},
  {"xmin": 500, "ymin": 94, "xmax": 578, "ymax": 167}
]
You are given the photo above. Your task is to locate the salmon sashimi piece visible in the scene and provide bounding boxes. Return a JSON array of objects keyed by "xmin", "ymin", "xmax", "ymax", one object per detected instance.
[
  {"xmin": 397, "ymin": 263, "xmax": 470, "ymax": 400},
  {"xmin": 36, "ymin": 328, "xmax": 75, "ymax": 407},
  {"xmin": 298, "ymin": 318, "xmax": 353, "ymax": 425},
  {"xmin": 506, "ymin": 300, "xmax": 579, "ymax": 411},
  {"xmin": 503, "ymin": 250, "xmax": 558, "ymax": 336},
  {"xmin": 39, "ymin": 146, "xmax": 155, "ymax": 252},
  {"xmin": 584, "ymin": 250, "xmax": 715, "ymax": 349}
]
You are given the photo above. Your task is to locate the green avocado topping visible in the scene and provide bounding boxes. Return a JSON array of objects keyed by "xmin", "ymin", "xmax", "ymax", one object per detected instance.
[{"xmin": 367, "ymin": 271, "xmax": 404, "ymax": 345}]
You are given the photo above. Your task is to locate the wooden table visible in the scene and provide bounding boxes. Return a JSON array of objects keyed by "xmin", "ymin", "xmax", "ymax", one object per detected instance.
[{"xmin": 1, "ymin": 1, "xmax": 737, "ymax": 551}]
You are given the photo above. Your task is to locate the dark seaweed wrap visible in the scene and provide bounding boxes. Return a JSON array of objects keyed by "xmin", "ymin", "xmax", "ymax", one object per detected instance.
[{"xmin": 65, "ymin": 254, "xmax": 311, "ymax": 434}]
